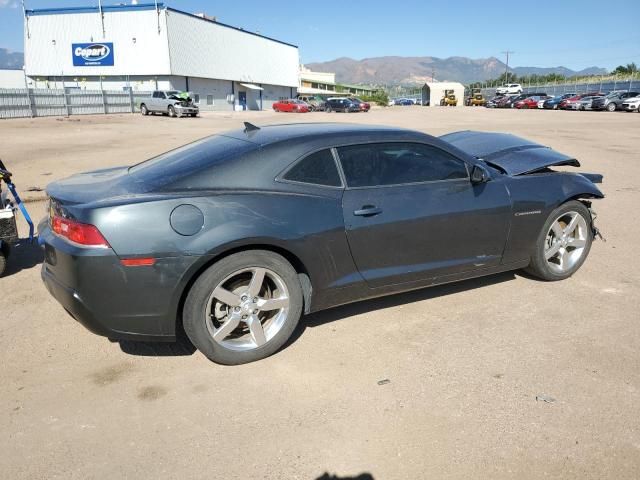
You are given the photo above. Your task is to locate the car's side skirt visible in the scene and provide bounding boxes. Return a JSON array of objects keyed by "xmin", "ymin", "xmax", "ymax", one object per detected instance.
[{"xmin": 309, "ymin": 259, "xmax": 530, "ymax": 314}]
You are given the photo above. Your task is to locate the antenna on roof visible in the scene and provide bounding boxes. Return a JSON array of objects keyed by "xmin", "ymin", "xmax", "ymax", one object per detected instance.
[{"xmin": 243, "ymin": 122, "xmax": 260, "ymax": 133}]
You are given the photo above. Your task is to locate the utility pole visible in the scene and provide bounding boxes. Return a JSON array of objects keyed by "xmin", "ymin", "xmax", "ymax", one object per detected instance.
[
  {"xmin": 501, "ymin": 50, "xmax": 514, "ymax": 83},
  {"xmin": 431, "ymin": 67, "xmax": 435, "ymax": 82}
]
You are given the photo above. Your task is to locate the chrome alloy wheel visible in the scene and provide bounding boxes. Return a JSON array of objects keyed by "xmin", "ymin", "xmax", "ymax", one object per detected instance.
[
  {"xmin": 544, "ymin": 211, "xmax": 588, "ymax": 274},
  {"xmin": 205, "ymin": 267, "xmax": 290, "ymax": 351}
]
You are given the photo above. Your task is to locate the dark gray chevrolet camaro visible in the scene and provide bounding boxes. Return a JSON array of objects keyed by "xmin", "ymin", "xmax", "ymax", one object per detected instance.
[{"xmin": 39, "ymin": 123, "xmax": 604, "ymax": 364}]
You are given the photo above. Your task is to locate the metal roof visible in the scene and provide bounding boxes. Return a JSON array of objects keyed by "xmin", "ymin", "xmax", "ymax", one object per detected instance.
[{"xmin": 25, "ymin": 2, "xmax": 298, "ymax": 49}]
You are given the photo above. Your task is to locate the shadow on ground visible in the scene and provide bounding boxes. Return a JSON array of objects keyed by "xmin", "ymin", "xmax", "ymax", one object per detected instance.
[
  {"xmin": 316, "ymin": 473, "xmax": 374, "ymax": 480},
  {"xmin": 118, "ymin": 271, "xmax": 517, "ymax": 359},
  {"xmin": 285, "ymin": 270, "xmax": 517, "ymax": 347},
  {"xmin": 2, "ymin": 238, "xmax": 43, "ymax": 276}
]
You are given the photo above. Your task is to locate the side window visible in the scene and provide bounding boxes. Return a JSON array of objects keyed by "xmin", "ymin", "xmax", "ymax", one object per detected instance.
[
  {"xmin": 159, "ymin": 92, "xmax": 166, "ymax": 99},
  {"xmin": 283, "ymin": 149, "xmax": 342, "ymax": 187},
  {"xmin": 152, "ymin": 91, "xmax": 159, "ymax": 98},
  {"xmin": 193, "ymin": 93, "xmax": 200, "ymax": 103},
  {"xmin": 337, "ymin": 143, "xmax": 468, "ymax": 188}
]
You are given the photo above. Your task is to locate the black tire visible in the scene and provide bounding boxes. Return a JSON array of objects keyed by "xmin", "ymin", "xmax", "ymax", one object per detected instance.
[
  {"xmin": 140, "ymin": 104, "xmax": 149, "ymax": 116},
  {"xmin": 606, "ymin": 102, "xmax": 616, "ymax": 112},
  {"xmin": 168, "ymin": 105, "xmax": 176, "ymax": 118},
  {"xmin": 326, "ymin": 105, "xmax": 332, "ymax": 113},
  {"xmin": 0, "ymin": 251, "xmax": 6, "ymax": 277},
  {"xmin": 525, "ymin": 200, "xmax": 593, "ymax": 281},
  {"xmin": 183, "ymin": 250, "xmax": 304, "ymax": 365}
]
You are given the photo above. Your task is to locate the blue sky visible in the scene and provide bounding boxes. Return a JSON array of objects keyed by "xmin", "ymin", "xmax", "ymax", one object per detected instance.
[{"xmin": 1, "ymin": 0, "xmax": 639, "ymax": 70}]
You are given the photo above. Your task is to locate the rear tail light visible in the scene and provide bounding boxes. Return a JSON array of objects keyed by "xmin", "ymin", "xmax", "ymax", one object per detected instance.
[{"xmin": 51, "ymin": 215, "xmax": 110, "ymax": 248}]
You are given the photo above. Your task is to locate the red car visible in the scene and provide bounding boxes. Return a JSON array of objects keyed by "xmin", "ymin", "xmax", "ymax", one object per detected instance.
[
  {"xmin": 514, "ymin": 95, "xmax": 548, "ymax": 109},
  {"xmin": 273, "ymin": 99, "xmax": 310, "ymax": 113},
  {"xmin": 350, "ymin": 97, "xmax": 371, "ymax": 112},
  {"xmin": 559, "ymin": 93, "xmax": 602, "ymax": 110}
]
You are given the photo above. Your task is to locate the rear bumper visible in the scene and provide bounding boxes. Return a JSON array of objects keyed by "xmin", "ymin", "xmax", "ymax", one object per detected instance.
[{"xmin": 38, "ymin": 220, "xmax": 199, "ymax": 342}]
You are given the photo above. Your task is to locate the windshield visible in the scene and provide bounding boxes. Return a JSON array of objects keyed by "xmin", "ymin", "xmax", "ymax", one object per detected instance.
[{"xmin": 166, "ymin": 91, "xmax": 179, "ymax": 97}]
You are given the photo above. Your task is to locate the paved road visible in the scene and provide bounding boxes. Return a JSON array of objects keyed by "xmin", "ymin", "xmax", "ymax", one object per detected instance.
[{"xmin": 1, "ymin": 107, "xmax": 639, "ymax": 479}]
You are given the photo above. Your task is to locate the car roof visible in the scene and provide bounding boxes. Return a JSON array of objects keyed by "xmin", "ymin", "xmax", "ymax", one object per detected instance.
[{"xmin": 222, "ymin": 123, "xmax": 418, "ymax": 146}]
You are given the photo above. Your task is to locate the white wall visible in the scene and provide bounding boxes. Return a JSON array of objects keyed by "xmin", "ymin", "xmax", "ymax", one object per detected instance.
[
  {"xmin": 25, "ymin": 8, "xmax": 171, "ymax": 77},
  {"xmin": 0, "ymin": 69, "xmax": 26, "ymax": 88},
  {"xmin": 166, "ymin": 10, "xmax": 299, "ymax": 88},
  {"xmin": 26, "ymin": 75, "xmax": 179, "ymax": 91}
]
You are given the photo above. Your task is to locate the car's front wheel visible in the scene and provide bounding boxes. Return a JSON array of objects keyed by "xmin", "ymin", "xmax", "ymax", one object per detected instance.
[
  {"xmin": 168, "ymin": 105, "xmax": 176, "ymax": 117},
  {"xmin": 183, "ymin": 250, "xmax": 304, "ymax": 365},
  {"xmin": 525, "ymin": 201, "xmax": 593, "ymax": 281},
  {"xmin": 606, "ymin": 103, "xmax": 616, "ymax": 112}
]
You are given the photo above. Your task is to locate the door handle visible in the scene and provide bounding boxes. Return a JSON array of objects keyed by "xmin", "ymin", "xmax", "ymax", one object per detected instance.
[{"xmin": 353, "ymin": 205, "xmax": 383, "ymax": 217}]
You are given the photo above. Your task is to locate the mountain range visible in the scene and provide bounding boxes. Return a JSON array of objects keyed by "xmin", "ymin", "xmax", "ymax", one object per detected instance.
[
  {"xmin": 306, "ymin": 56, "xmax": 607, "ymax": 85},
  {"xmin": 0, "ymin": 48, "xmax": 24, "ymax": 69},
  {"xmin": 0, "ymin": 48, "xmax": 608, "ymax": 85}
]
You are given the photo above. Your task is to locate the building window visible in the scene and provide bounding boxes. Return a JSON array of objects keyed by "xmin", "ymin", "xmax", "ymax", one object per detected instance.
[
  {"xmin": 194, "ymin": 94, "xmax": 200, "ymax": 103},
  {"xmin": 207, "ymin": 95, "xmax": 214, "ymax": 105}
]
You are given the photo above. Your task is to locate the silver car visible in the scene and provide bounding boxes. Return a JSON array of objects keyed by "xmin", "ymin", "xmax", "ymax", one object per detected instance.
[{"xmin": 140, "ymin": 90, "xmax": 199, "ymax": 117}]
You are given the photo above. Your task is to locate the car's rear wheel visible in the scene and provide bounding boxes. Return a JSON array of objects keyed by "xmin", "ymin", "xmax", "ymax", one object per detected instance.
[
  {"xmin": 140, "ymin": 104, "xmax": 148, "ymax": 116},
  {"xmin": 183, "ymin": 250, "xmax": 304, "ymax": 365},
  {"xmin": 525, "ymin": 201, "xmax": 593, "ymax": 281}
]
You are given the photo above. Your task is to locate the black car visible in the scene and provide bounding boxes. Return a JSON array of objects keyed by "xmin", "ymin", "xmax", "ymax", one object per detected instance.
[
  {"xmin": 324, "ymin": 98, "xmax": 359, "ymax": 112},
  {"xmin": 40, "ymin": 123, "xmax": 604, "ymax": 365},
  {"xmin": 591, "ymin": 91, "xmax": 640, "ymax": 111}
]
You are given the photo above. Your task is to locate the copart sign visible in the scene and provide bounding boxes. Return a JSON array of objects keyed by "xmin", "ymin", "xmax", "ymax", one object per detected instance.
[{"xmin": 72, "ymin": 43, "xmax": 114, "ymax": 66}]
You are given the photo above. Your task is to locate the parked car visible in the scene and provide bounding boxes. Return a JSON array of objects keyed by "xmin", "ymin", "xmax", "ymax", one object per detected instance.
[
  {"xmin": 325, "ymin": 98, "xmax": 359, "ymax": 112},
  {"xmin": 349, "ymin": 97, "xmax": 371, "ymax": 112},
  {"xmin": 577, "ymin": 96, "xmax": 601, "ymax": 111},
  {"xmin": 39, "ymin": 123, "xmax": 603, "ymax": 364},
  {"xmin": 514, "ymin": 95, "xmax": 549, "ymax": 109},
  {"xmin": 591, "ymin": 91, "xmax": 640, "ymax": 112},
  {"xmin": 559, "ymin": 93, "xmax": 602, "ymax": 110},
  {"xmin": 621, "ymin": 95, "xmax": 640, "ymax": 112},
  {"xmin": 491, "ymin": 95, "xmax": 518, "ymax": 108},
  {"xmin": 140, "ymin": 91, "xmax": 199, "ymax": 117},
  {"xmin": 394, "ymin": 98, "xmax": 415, "ymax": 106},
  {"xmin": 505, "ymin": 93, "xmax": 548, "ymax": 108},
  {"xmin": 542, "ymin": 93, "xmax": 577, "ymax": 110},
  {"xmin": 273, "ymin": 99, "xmax": 310, "ymax": 113},
  {"xmin": 485, "ymin": 96, "xmax": 502, "ymax": 108},
  {"xmin": 496, "ymin": 83, "xmax": 523, "ymax": 94},
  {"xmin": 297, "ymin": 95, "xmax": 325, "ymax": 111}
]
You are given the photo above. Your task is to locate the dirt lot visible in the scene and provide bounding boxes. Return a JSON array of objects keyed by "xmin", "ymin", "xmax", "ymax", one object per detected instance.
[{"xmin": 1, "ymin": 107, "xmax": 639, "ymax": 479}]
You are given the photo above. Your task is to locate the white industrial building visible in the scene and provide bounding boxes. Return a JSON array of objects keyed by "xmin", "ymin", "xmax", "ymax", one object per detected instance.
[
  {"xmin": 421, "ymin": 82, "xmax": 466, "ymax": 107},
  {"xmin": 0, "ymin": 69, "xmax": 27, "ymax": 88},
  {"xmin": 23, "ymin": 2, "xmax": 300, "ymax": 111}
]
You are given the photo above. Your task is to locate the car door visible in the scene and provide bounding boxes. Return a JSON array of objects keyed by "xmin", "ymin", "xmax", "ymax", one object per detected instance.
[{"xmin": 337, "ymin": 142, "xmax": 512, "ymax": 288}]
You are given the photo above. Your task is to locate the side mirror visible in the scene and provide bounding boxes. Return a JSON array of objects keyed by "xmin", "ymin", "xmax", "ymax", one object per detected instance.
[{"xmin": 470, "ymin": 164, "xmax": 490, "ymax": 184}]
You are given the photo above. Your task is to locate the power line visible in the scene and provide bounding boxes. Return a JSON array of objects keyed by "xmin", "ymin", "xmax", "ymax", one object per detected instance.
[{"xmin": 501, "ymin": 50, "xmax": 514, "ymax": 80}]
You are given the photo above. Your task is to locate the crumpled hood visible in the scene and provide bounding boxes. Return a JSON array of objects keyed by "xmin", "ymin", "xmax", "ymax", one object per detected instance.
[{"xmin": 441, "ymin": 131, "xmax": 580, "ymax": 176}]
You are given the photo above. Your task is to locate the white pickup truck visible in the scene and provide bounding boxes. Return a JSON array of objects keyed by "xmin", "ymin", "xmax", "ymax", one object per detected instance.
[
  {"xmin": 140, "ymin": 90, "xmax": 199, "ymax": 117},
  {"xmin": 496, "ymin": 83, "xmax": 523, "ymax": 95}
]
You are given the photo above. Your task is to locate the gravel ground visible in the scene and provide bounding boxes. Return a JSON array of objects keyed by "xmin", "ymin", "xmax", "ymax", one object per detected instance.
[{"xmin": 1, "ymin": 107, "xmax": 638, "ymax": 479}]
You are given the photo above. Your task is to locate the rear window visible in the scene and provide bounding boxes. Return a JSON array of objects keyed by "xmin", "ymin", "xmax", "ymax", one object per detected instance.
[
  {"xmin": 283, "ymin": 149, "xmax": 341, "ymax": 187},
  {"xmin": 128, "ymin": 135, "xmax": 256, "ymax": 190}
]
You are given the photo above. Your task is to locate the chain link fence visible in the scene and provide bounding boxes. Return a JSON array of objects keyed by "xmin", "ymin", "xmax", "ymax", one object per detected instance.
[
  {"xmin": 0, "ymin": 88, "xmax": 152, "ymax": 119},
  {"xmin": 479, "ymin": 75, "xmax": 639, "ymax": 99}
]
